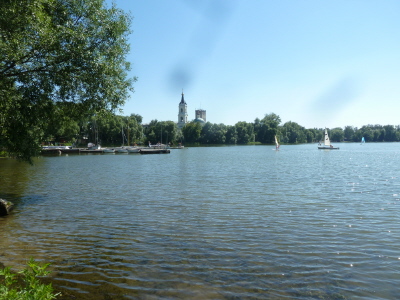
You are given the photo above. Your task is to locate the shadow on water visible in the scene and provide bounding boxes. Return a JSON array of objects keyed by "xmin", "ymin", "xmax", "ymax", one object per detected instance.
[
  {"xmin": 0, "ymin": 159, "xmax": 35, "ymax": 195},
  {"xmin": 0, "ymin": 158, "xmax": 49, "ymax": 208}
]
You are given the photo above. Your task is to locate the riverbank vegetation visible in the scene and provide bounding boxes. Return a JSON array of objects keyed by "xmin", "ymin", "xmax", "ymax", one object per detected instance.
[
  {"xmin": 8, "ymin": 109, "xmax": 398, "ymax": 150},
  {"xmin": 0, "ymin": 258, "xmax": 60, "ymax": 299},
  {"xmin": 149, "ymin": 113, "xmax": 400, "ymax": 145}
]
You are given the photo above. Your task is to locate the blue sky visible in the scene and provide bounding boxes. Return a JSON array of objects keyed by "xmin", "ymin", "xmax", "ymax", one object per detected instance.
[{"xmin": 109, "ymin": 0, "xmax": 400, "ymax": 129}]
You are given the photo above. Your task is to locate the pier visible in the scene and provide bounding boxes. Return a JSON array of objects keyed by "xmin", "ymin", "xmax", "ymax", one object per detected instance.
[
  {"xmin": 140, "ymin": 148, "xmax": 170, "ymax": 154},
  {"xmin": 41, "ymin": 147, "xmax": 171, "ymax": 155}
]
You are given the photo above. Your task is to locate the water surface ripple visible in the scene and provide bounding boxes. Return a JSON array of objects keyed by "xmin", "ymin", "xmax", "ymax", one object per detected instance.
[{"xmin": 1, "ymin": 143, "xmax": 400, "ymax": 299}]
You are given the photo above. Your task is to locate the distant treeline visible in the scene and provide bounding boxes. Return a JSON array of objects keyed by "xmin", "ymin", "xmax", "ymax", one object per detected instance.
[
  {"xmin": 181, "ymin": 116, "xmax": 400, "ymax": 145},
  {"xmin": 42, "ymin": 111, "xmax": 400, "ymax": 146}
]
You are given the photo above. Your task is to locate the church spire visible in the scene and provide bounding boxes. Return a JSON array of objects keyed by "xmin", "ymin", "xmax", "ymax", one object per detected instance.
[{"xmin": 180, "ymin": 89, "xmax": 186, "ymax": 104}]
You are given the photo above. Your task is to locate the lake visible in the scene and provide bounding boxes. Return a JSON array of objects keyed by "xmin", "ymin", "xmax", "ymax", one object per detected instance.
[{"xmin": 1, "ymin": 143, "xmax": 400, "ymax": 299}]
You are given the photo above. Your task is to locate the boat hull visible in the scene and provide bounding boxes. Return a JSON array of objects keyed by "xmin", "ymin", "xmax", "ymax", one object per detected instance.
[
  {"xmin": 318, "ymin": 146, "xmax": 339, "ymax": 150},
  {"xmin": 127, "ymin": 147, "xmax": 141, "ymax": 153},
  {"xmin": 103, "ymin": 149, "xmax": 115, "ymax": 153},
  {"xmin": 140, "ymin": 148, "xmax": 170, "ymax": 154}
]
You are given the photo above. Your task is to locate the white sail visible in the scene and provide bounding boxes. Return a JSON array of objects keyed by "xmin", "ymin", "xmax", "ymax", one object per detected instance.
[
  {"xmin": 275, "ymin": 135, "xmax": 280, "ymax": 149},
  {"xmin": 361, "ymin": 137, "xmax": 365, "ymax": 144},
  {"xmin": 324, "ymin": 129, "xmax": 331, "ymax": 146}
]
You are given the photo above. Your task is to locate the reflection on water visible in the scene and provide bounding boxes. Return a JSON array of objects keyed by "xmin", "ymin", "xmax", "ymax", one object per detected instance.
[{"xmin": 1, "ymin": 144, "xmax": 400, "ymax": 299}]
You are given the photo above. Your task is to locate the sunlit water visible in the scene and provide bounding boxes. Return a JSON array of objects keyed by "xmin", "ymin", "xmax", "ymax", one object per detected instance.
[{"xmin": 1, "ymin": 143, "xmax": 400, "ymax": 299}]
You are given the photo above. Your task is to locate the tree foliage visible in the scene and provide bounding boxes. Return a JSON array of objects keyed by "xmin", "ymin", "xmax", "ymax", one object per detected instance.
[
  {"xmin": 330, "ymin": 127, "xmax": 344, "ymax": 142},
  {"xmin": 225, "ymin": 125, "xmax": 238, "ymax": 144},
  {"xmin": 235, "ymin": 121, "xmax": 254, "ymax": 144},
  {"xmin": 143, "ymin": 120, "xmax": 181, "ymax": 146},
  {"xmin": 0, "ymin": 0, "xmax": 134, "ymax": 162},
  {"xmin": 86, "ymin": 112, "xmax": 144, "ymax": 146},
  {"xmin": 255, "ymin": 113, "xmax": 281, "ymax": 143},
  {"xmin": 200, "ymin": 122, "xmax": 227, "ymax": 144},
  {"xmin": 182, "ymin": 122, "xmax": 202, "ymax": 144},
  {"xmin": 280, "ymin": 121, "xmax": 307, "ymax": 144}
]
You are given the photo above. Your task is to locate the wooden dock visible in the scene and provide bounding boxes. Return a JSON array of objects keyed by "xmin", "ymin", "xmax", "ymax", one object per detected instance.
[
  {"xmin": 41, "ymin": 148, "xmax": 80, "ymax": 155},
  {"xmin": 41, "ymin": 147, "xmax": 171, "ymax": 155},
  {"xmin": 41, "ymin": 149, "xmax": 62, "ymax": 155},
  {"xmin": 61, "ymin": 148, "xmax": 80, "ymax": 154},
  {"xmin": 79, "ymin": 149, "xmax": 103, "ymax": 154}
]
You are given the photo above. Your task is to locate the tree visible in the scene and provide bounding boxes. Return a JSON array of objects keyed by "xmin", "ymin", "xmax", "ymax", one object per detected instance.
[
  {"xmin": 352, "ymin": 127, "xmax": 363, "ymax": 142},
  {"xmin": 330, "ymin": 127, "xmax": 344, "ymax": 142},
  {"xmin": 182, "ymin": 122, "xmax": 202, "ymax": 144},
  {"xmin": 42, "ymin": 102, "xmax": 81, "ymax": 144},
  {"xmin": 143, "ymin": 120, "xmax": 179, "ymax": 145},
  {"xmin": 304, "ymin": 129, "xmax": 315, "ymax": 143},
  {"xmin": 344, "ymin": 126, "xmax": 355, "ymax": 141},
  {"xmin": 383, "ymin": 125, "xmax": 397, "ymax": 141},
  {"xmin": 127, "ymin": 114, "xmax": 143, "ymax": 145},
  {"xmin": 143, "ymin": 119, "xmax": 159, "ymax": 144},
  {"xmin": 200, "ymin": 122, "xmax": 227, "ymax": 144},
  {"xmin": 281, "ymin": 121, "xmax": 306, "ymax": 144},
  {"xmin": 261, "ymin": 113, "xmax": 281, "ymax": 143},
  {"xmin": 161, "ymin": 121, "xmax": 179, "ymax": 145},
  {"xmin": 0, "ymin": 0, "xmax": 134, "ymax": 162},
  {"xmin": 254, "ymin": 113, "xmax": 281, "ymax": 143},
  {"xmin": 235, "ymin": 121, "xmax": 254, "ymax": 144},
  {"xmin": 225, "ymin": 125, "xmax": 237, "ymax": 144},
  {"xmin": 360, "ymin": 126, "xmax": 374, "ymax": 142}
]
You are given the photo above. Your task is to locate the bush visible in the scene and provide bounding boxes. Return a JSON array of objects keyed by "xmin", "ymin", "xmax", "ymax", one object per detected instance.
[{"xmin": 0, "ymin": 258, "xmax": 60, "ymax": 300}]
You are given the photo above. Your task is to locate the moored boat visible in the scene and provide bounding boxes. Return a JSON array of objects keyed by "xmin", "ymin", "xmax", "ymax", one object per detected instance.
[
  {"xmin": 41, "ymin": 145, "xmax": 78, "ymax": 155},
  {"xmin": 127, "ymin": 147, "xmax": 141, "ymax": 153},
  {"xmin": 103, "ymin": 148, "xmax": 115, "ymax": 153},
  {"xmin": 80, "ymin": 143, "xmax": 103, "ymax": 153},
  {"xmin": 140, "ymin": 148, "xmax": 170, "ymax": 154}
]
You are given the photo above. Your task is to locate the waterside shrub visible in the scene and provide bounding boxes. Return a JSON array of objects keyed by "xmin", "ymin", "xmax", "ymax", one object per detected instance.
[{"xmin": 0, "ymin": 258, "xmax": 60, "ymax": 300}]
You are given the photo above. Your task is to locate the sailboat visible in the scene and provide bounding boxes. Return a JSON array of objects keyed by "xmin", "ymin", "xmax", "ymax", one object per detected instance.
[
  {"xmin": 116, "ymin": 124, "xmax": 128, "ymax": 153},
  {"xmin": 318, "ymin": 128, "xmax": 339, "ymax": 150},
  {"xmin": 275, "ymin": 135, "xmax": 280, "ymax": 150},
  {"xmin": 361, "ymin": 137, "xmax": 365, "ymax": 145}
]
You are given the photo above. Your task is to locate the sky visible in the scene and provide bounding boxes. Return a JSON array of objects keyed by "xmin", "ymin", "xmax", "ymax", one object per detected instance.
[{"xmin": 108, "ymin": 0, "xmax": 400, "ymax": 129}]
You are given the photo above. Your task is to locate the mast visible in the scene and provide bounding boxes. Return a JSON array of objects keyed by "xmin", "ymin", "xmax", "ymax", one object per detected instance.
[{"xmin": 121, "ymin": 124, "xmax": 124, "ymax": 146}]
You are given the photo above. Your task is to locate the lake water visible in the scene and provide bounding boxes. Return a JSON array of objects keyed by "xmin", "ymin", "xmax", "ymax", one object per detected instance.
[{"xmin": 1, "ymin": 143, "xmax": 400, "ymax": 299}]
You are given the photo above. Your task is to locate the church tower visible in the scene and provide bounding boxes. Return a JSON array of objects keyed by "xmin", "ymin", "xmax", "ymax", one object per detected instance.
[{"xmin": 177, "ymin": 91, "xmax": 188, "ymax": 129}]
